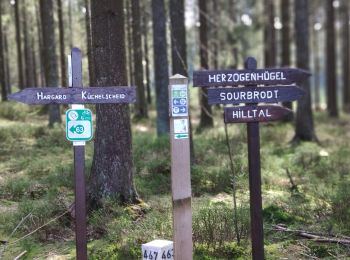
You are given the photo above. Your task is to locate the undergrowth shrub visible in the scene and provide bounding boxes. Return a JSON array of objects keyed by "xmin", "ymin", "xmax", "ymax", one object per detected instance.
[
  {"xmin": 0, "ymin": 102, "xmax": 29, "ymax": 121},
  {"xmin": 193, "ymin": 202, "xmax": 249, "ymax": 249}
]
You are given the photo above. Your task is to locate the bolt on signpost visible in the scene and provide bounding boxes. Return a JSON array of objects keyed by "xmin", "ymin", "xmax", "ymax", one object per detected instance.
[
  {"xmin": 193, "ymin": 57, "xmax": 309, "ymax": 260},
  {"xmin": 8, "ymin": 48, "xmax": 136, "ymax": 260}
]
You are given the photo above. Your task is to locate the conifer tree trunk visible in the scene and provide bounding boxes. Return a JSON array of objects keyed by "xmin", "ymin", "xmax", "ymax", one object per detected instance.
[
  {"xmin": 4, "ymin": 25, "xmax": 10, "ymax": 94},
  {"xmin": 170, "ymin": 0, "xmax": 187, "ymax": 76},
  {"xmin": 57, "ymin": 0, "xmax": 67, "ymax": 87},
  {"xmin": 22, "ymin": 1, "xmax": 34, "ymax": 87},
  {"xmin": 14, "ymin": 0, "xmax": 24, "ymax": 90},
  {"xmin": 89, "ymin": 0, "xmax": 138, "ymax": 206},
  {"xmin": 132, "ymin": 0, "xmax": 147, "ymax": 118},
  {"xmin": 293, "ymin": 0, "xmax": 316, "ymax": 141},
  {"xmin": 199, "ymin": 0, "xmax": 213, "ymax": 128},
  {"xmin": 326, "ymin": 0, "xmax": 338, "ymax": 117},
  {"xmin": 152, "ymin": 0, "xmax": 170, "ymax": 135},
  {"xmin": 35, "ymin": 1, "xmax": 45, "ymax": 87},
  {"xmin": 281, "ymin": 0, "xmax": 293, "ymax": 116},
  {"xmin": 84, "ymin": 0, "xmax": 94, "ymax": 86},
  {"xmin": 142, "ymin": 6, "xmax": 151, "ymax": 104},
  {"xmin": 126, "ymin": 0, "xmax": 134, "ymax": 86},
  {"xmin": 0, "ymin": 0, "xmax": 6, "ymax": 101},
  {"xmin": 341, "ymin": 1, "xmax": 350, "ymax": 112},
  {"xmin": 212, "ymin": 0, "xmax": 219, "ymax": 69},
  {"xmin": 39, "ymin": 0, "xmax": 61, "ymax": 126},
  {"xmin": 264, "ymin": 0, "xmax": 276, "ymax": 67}
]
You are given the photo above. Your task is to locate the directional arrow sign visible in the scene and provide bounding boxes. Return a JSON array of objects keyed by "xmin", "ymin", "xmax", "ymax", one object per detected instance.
[
  {"xmin": 224, "ymin": 105, "xmax": 292, "ymax": 123},
  {"xmin": 208, "ymin": 85, "xmax": 305, "ymax": 105},
  {"xmin": 193, "ymin": 68, "xmax": 310, "ymax": 87},
  {"xmin": 7, "ymin": 86, "xmax": 136, "ymax": 105},
  {"xmin": 66, "ymin": 109, "xmax": 93, "ymax": 141}
]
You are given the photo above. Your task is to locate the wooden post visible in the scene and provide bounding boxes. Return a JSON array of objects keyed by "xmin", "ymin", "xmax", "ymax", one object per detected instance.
[
  {"xmin": 169, "ymin": 74, "xmax": 193, "ymax": 260},
  {"xmin": 70, "ymin": 48, "xmax": 88, "ymax": 260},
  {"xmin": 245, "ymin": 57, "xmax": 264, "ymax": 260}
]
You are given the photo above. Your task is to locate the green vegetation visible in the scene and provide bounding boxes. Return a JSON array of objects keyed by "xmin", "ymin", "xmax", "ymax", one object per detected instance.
[{"xmin": 1, "ymin": 102, "xmax": 350, "ymax": 259}]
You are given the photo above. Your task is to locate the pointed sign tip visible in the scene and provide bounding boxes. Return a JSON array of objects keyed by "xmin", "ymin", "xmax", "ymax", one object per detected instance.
[{"xmin": 170, "ymin": 74, "xmax": 187, "ymax": 79}]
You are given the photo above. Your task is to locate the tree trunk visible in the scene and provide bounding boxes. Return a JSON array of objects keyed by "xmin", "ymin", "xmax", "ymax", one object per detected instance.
[
  {"xmin": 341, "ymin": 1, "xmax": 350, "ymax": 112},
  {"xmin": 152, "ymin": 0, "xmax": 170, "ymax": 135},
  {"xmin": 199, "ymin": 0, "xmax": 213, "ymax": 129},
  {"xmin": 39, "ymin": 0, "xmax": 61, "ymax": 126},
  {"xmin": 141, "ymin": 5, "xmax": 151, "ymax": 104},
  {"xmin": 31, "ymin": 37, "xmax": 38, "ymax": 87},
  {"xmin": 4, "ymin": 25, "xmax": 11, "ymax": 94},
  {"xmin": 293, "ymin": 0, "xmax": 316, "ymax": 142},
  {"xmin": 35, "ymin": 1, "xmax": 45, "ymax": 87},
  {"xmin": 0, "ymin": 0, "xmax": 7, "ymax": 101},
  {"xmin": 22, "ymin": 0, "xmax": 35, "ymax": 87},
  {"xmin": 170, "ymin": 0, "xmax": 187, "ymax": 76},
  {"xmin": 281, "ymin": 0, "xmax": 293, "ymax": 117},
  {"xmin": 312, "ymin": 15, "xmax": 321, "ymax": 111},
  {"xmin": 14, "ymin": 0, "xmax": 24, "ymax": 90},
  {"xmin": 126, "ymin": 0, "xmax": 134, "ymax": 86},
  {"xmin": 264, "ymin": 0, "xmax": 276, "ymax": 67},
  {"xmin": 88, "ymin": 0, "xmax": 138, "ymax": 206},
  {"xmin": 326, "ymin": 0, "xmax": 338, "ymax": 117},
  {"xmin": 84, "ymin": 0, "xmax": 94, "ymax": 87},
  {"xmin": 132, "ymin": 0, "xmax": 147, "ymax": 118},
  {"xmin": 212, "ymin": 0, "xmax": 219, "ymax": 69},
  {"xmin": 57, "ymin": 0, "xmax": 67, "ymax": 87},
  {"xmin": 68, "ymin": 0, "xmax": 73, "ymax": 49}
]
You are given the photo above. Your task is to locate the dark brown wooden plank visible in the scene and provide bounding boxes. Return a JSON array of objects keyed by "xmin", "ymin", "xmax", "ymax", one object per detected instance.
[
  {"xmin": 208, "ymin": 85, "xmax": 305, "ymax": 104},
  {"xmin": 193, "ymin": 68, "xmax": 310, "ymax": 87},
  {"xmin": 7, "ymin": 86, "xmax": 137, "ymax": 104},
  {"xmin": 224, "ymin": 105, "xmax": 292, "ymax": 123}
]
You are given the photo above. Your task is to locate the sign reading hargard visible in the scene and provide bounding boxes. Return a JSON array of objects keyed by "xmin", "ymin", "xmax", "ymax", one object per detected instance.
[{"xmin": 8, "ymin": 87, "xmax": 136, "ymax": 104}]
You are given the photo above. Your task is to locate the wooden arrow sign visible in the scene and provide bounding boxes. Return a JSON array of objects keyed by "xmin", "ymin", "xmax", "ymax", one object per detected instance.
[
  {"xmin": 208, "ymin": 85, "xmax": 305, "ymax": 105},
  {"xmin": 7, "ymin": 86, "xmax": 137, "ymax": 104},
  {"xmin": 224, "ymin": 105, "xmax": 292, "ymax": 123},
  {"xmin": 193, "ymin": 68, "xmax": 310, "ymax": 87}
]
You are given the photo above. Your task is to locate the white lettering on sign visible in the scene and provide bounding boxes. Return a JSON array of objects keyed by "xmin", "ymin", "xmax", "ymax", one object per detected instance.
[
  {"xmin": 37, "ymin": 92, "xmax": 67, "ymax": 100},
  {"xmin": 232, "ymin": 109, "xmax": 272, "ymax": 119},
  {"xmin": 81, "ymin": 91, "xmax": 126, "ymax": 100},
  {"xmin": 208, "ymin": 71, "xmax": 287, "ymax": 83},
  {"xmin": 219, "ymin": 90, "xmax": 279, "ymax": 101}
]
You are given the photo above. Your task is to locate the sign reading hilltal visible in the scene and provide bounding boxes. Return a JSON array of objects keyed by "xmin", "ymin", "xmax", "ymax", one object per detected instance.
[{"xmin": 8, "ymin": 87, "xmax": 136, "ymax": 104}]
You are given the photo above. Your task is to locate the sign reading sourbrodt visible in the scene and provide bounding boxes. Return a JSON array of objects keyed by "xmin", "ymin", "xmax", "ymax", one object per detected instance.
[
  {"xmin": 193, "ymin": 68, "xmax": 310, "ymax": 87},
  {"xmin": 208, "ymin": 85, "xmax": 305, "ymax": 105},
  {"xmin": 8, "ymin": 87, "xmax": 136, "ymax": 104}
]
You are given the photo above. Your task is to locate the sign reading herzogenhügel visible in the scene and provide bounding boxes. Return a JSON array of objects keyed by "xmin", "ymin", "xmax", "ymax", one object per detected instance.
[{"xmin": 193, "ymin": 68, "xmax": 310, "ymax": 87}]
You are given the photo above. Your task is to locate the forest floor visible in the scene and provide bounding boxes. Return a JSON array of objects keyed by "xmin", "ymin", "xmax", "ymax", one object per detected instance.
[{"xmin": 1, "ymin": 101, "xmax": 350, "ymax": 259}]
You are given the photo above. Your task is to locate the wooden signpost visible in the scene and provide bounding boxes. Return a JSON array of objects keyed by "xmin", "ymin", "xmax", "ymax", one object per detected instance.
[
  {"xmin": 168, "ymin": 74, "xmax": 192, "ymax": 259},
  {"xmin": 193, "ymin": 57, "xmax": 308, "ymax": 260},
  {"xmin": 8, "ymin": 48, "xmax": 136, "ymax": 260}
]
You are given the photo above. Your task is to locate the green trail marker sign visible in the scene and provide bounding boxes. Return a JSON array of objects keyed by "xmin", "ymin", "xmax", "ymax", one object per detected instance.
[{"xmin": 66, "ymin": 109, "xmax": 93, "ymax": 141}]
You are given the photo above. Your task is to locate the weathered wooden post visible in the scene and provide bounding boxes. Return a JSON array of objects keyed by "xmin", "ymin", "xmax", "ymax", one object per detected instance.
[
  {"xmin": 193, "ymin": 58, "xmax": 309, "ymax": 259},
  {"xmin": 169, "ymin": 74, "xmax": 193, "ymax": 259},
  {"xmin": 8, "ymin": 47, "xmax": 136, "ymax": 260}
]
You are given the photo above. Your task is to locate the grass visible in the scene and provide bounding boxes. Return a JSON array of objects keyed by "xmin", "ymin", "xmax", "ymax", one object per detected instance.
[{"xmin": 1, "ymin": 101, "xmax": 350, "ymax": 258}]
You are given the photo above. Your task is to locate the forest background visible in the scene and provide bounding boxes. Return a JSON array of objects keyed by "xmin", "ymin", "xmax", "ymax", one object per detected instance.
[{"xmin": 1, "ymin": 0, "xmax": 350, "ymax": 259}]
